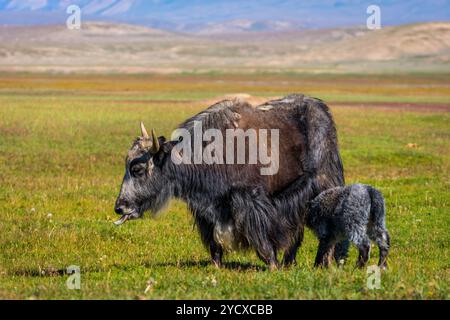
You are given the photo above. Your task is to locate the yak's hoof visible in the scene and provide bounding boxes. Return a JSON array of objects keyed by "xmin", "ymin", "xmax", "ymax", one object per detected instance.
[
  {"xmin": 282, "ymin": 257, "xmax": 297, "ymax": 267},
  {"xmin": 314, "ymin": 262, "xmax": 329, "ymax": 269},
  {"xmin": 268, "ymin": 262, "xmax": 280, "ymax": 272},
  {"xmin": 378, "ymin": 263, "xmax": 388, "ymax": 271},
  {"xmin": 356, "ymin": 261, "xmax": 367, "ymax": 269}
]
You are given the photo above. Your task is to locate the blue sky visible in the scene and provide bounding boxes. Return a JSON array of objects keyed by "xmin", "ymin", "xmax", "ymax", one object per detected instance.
[{"xmin": 0, "ymin": 0, "xmax": 448, "ymax": 29}]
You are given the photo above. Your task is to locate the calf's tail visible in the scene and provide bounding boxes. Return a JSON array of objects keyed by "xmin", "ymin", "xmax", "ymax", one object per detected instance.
[
  {"xmin": 367, "ymin": 186, "xmax": 391, "ymax": 268},
  {"xmin": 367, "ymin": 186, "xmax": 387, "ymax": 232}
]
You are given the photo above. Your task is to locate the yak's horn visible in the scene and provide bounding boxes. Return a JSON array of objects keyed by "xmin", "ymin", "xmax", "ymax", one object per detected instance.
[
  {"xmin": 150, "ymin": 129, "xmax": 160, "ymax": 153},
  {"xmin": 140, "ymin": 122, "xmax": 149, "ymax": 139}
]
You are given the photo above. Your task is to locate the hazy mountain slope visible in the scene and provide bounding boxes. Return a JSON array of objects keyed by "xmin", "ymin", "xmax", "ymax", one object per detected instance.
[
  {"xmin": 291, "ymin": 22, "xmax": 450, "ymax": 62},
  {"xmin": 0, "ymin": 22, "xmax": 448, "ymax": 73},
  {"xmin": 0, "ymin": 0, "xmax": 449, "ymax": 32}
]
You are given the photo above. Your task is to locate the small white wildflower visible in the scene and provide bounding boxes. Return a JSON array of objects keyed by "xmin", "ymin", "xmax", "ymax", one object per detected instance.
[{"xmin": 144, "ymin": 278, "xmax": 156, "ymax": 294}]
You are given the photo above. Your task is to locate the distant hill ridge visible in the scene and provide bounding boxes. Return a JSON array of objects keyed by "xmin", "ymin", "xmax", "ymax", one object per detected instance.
[{"xmin": 0, "ymin": 21, "xmax": 448, "ymax": 73}]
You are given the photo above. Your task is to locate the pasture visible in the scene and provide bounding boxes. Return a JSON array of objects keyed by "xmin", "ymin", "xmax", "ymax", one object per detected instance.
[{"xmin": 0, "ymin": 72, "xmax": 448, "ymax": 299}]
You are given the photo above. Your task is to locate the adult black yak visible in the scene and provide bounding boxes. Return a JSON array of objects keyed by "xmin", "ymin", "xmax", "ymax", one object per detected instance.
[{"xmin": 114, "ymin": 94, "xmax": 346, "ymax": 269}]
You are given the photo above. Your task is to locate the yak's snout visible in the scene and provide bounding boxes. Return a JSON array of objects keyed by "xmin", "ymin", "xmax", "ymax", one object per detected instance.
[
  {"xmin": 114, "ymin": 198, "xmax": 129, "ymax": 215},
  {"xmin": 114, "ymin": 205, "xmax": 123, "ymax": 215}
]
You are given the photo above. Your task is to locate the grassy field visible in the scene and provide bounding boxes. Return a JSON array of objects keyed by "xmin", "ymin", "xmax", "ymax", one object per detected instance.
[{"xmin": 0, "ymin": 72, "xmax": 449, "ymax": 299}]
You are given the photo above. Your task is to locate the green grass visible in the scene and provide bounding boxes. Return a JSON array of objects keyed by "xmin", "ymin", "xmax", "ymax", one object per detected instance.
[{"xmin": 0, "ymin": 73, "xmax": 449, "ymax": 299}]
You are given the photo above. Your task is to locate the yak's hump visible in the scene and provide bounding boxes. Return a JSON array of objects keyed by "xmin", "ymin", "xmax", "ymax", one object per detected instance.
[
  {"xmin": 179, "ymin": 94, "xmax": 330, "ymax": 133},
  {"xmin": 179, "ymin": 99, "xmax": 251, "ymax": 132}
]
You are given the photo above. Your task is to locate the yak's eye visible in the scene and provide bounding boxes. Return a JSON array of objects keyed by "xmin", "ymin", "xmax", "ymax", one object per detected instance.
[{"xmin": 130, "ymin": 164, "xmax": 146, "ymax": 178}]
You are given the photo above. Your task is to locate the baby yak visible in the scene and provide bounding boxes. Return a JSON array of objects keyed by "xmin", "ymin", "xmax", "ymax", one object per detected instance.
[{"xmin": 307, "ymin": 184, "xmax": 390, "ymax": 269}]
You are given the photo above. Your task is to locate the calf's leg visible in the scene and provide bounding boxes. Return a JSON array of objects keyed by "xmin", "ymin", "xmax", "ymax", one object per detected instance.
[
  {"xmin": 356, "ymin": 237, "xmax": 371, "ymax": 268},
  {"xmin": 334, "ymin": 239, "xmax": 350, "ymax": 265},
  {"xmin": 376, "ymin": 230, "xmax": 390, "ymax": 270}
]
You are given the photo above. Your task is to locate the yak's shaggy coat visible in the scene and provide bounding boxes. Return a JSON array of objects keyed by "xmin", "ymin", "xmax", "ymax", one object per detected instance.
[
  {"xmin": 115, "ymin": 94, "xmax": 346, "ymax": 269},
  {"xmin": 307, "ymin": 184, "xmax": 390, "ymax": 269}
]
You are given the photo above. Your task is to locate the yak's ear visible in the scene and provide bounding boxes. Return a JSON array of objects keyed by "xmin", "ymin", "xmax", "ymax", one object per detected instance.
[
  {"xmin": 158, "ymin": 136, "xmax": 167, "ymax": 146},
  {"xmin": 153, "ymin": 136, "xmax": 183, "ymax": 165},
  {"xmin": 161, "ymin": 136, "xmax": 182, "ymax": 154}
]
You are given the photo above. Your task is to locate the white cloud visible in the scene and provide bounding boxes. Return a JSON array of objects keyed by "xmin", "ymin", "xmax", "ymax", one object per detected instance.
[
  {"xmin": 82, "ymin": 0, "xmax": 116, "ymax": 15},
  {"xmin": 101, "ymin": 0, "xmax": 134, "ymax": 16}
]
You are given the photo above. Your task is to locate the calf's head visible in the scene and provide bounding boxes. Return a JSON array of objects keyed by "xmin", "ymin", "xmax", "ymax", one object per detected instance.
[{"xmin": 114, "ymin": 122, "xmax": 175, "ymax": 225}]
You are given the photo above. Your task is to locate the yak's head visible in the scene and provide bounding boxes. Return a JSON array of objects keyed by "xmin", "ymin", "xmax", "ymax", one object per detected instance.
[{"xmin": 113, "ymin": 122, "xmax": 176, "ymax": 225}]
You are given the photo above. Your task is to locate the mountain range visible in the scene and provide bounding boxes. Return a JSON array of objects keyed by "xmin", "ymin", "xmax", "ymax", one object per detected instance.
[{"xmin": 0, "ymin": 0, "xmax": 449, "ymax": 33}]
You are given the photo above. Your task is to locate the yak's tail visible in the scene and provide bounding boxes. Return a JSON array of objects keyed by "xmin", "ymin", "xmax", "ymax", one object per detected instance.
[{"xmin": 298, "ymin": 95, "xmax": 345, "ymax": 188}]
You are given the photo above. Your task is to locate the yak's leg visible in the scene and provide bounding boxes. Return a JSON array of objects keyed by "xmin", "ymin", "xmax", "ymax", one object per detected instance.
[
  {"xmin": 314, "ymin": 237, "xmax": 335, "ymax": 268},
  {"xmin": 283, "ymin": 227, "xmax": 304, "ymax": 266},
  {"xmin": 256, "ymin": 245, "xmax": 279, "ymax": 271},
  {"xmin": 209, "ymin": 241, "xmax": 223, "ymax": 268},
  {"xmin": 195, "ymin": 217, "xmax": 223, "ymax": 268}
]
